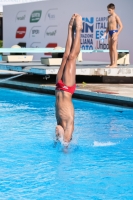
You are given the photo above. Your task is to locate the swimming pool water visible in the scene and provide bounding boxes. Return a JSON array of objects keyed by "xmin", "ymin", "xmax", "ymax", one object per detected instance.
[{"xmin": 0, "ymin": 87, "xmax": 133, "ymax": 200}]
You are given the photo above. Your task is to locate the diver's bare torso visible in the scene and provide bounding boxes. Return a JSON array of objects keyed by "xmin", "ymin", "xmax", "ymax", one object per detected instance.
[
  {"xmin": 108, "ymin": 14, "xmax": 118, "ymax": 30},
  {"xmin": 55, "ymin": 90, "xmax": 74, "ymax": 129}
]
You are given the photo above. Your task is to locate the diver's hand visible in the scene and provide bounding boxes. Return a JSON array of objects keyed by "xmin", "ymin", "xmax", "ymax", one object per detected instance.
[
  {"xmin": 112, "ymin": 32, "xmax": 118, "ymax": 41},
  {"xmin": 100, "ymin": 35, "xmax": 105, "ymax": 43}
]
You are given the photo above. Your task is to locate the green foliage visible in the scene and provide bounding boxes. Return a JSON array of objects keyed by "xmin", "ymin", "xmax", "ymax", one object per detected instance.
[
  {"xmin": 0, "ymin": 40, "xmax": 3, "ymax": 48},
  {"xmin": 0, "ymin": 40, "xmax": 3, "ymax": 55}
]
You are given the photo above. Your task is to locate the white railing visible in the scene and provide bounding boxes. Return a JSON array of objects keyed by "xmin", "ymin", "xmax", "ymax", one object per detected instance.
[{"xmin": 0, "ymin": 48, "xmax": 129, "ymax": 53}]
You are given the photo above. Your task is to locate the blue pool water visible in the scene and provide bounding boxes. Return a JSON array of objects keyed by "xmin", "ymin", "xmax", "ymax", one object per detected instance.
[{"xmin": 0, "ymin": 87, "xmax": 133, "ymax": 200}]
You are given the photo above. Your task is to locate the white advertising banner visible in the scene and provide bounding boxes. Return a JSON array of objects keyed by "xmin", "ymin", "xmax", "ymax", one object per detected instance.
[
  {"xmin": 3, "ymin": 0, "xmax": 133, "ymax": 63},
  {"xmin": 0, "ymin": 0, "xmax": 43, "ymax": 12}
]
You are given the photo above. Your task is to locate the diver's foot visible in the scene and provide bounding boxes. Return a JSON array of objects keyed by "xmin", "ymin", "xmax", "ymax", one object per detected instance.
[
  {"xmin": 75, "ymin": 15, "xmax": 83, "ymax": 31},
  {"xmin": 106, "ymin": 64, "xmax": 112, "ymax": 68},
  {"xmin": 69, "ymin": 13, "xmax": 78, "ymax": 29},
  {"xmin": 109, "ymin": 64, "xmax": 118, "ymax": 68}
]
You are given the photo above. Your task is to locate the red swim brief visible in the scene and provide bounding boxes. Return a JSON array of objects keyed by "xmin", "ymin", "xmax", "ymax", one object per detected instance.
[{"xmin": 56, "ymin": 80, "xmax": 76, "ymax": 95}]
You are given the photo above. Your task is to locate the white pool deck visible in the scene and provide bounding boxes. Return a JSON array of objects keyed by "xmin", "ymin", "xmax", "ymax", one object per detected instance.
[{"xmin": 0, "ymin": 60, "xmax": 133, "ymax": 77}]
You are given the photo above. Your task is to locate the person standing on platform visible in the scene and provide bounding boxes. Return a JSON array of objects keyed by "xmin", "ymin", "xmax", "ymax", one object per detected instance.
[{"xmin": 100, "ymin": 3, "xmax": 123, "ymax": 68}]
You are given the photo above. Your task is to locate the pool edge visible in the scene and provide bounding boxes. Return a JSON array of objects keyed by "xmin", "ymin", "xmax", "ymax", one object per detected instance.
[{"xmin": 0, "ymin": 80, "xmax": 133, "ymax": 108}]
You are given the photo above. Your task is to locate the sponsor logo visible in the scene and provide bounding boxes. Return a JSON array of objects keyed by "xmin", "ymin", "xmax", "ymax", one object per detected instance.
[
  {"xmin": 95, "ymin": 16, "xmax": 108, "ymax": 49},
  {"xmin": 45, "ymin": 43, "xmax": 57, "ymax": 55},
  {"xmin": 30, "ymin": 42, "xmax": 41, "ymax": 48},
  {"xmin": 44, "ymin": 26, "xmax": 57, "ymax": 37},
  {"xmin": 30, "ymin": 10, "xmax": 42, "ymax": 23},
  {"xmin": 96, "ymin": 17, "xmax": 107, "ymax": 29},
  {"xmin": 95, "ymin": 41, "xmax": 109, "ymax": 49},
  {"xmin": 16, "ymin": 27, "xmax": 26, "ymax": 38},
  {"xmin": 81, "ymin": 17, "xmax": 94, "ymax": 50},
  {"xmin": 82, "ymin": 17, "xmax": 94, "ymax": 33},
  {"xmin": 46, "ymin": 30, "xmax": 56, "ymax": 36},
  {"xmin": 16, "ymin": 11, "xmax": 26, "ymax": 21},
  {"xmin": 29, "ymin": 26, "xmax": 41, "ymax": 38},
  {"xmin": 48, "ymin": 13, "xmax": 55, "ymax": 19},
  {"xmin": 17, "ymin": 15, "xmax": 25, "ymax": 20},
  {"xmin": 63, "ymin": 86, "xmax": 68, "ymax": 89},
  {"xmin": 95, "ymin": 17, "xmax": 107, "ymax": 39},
  {"xmin": 44, "ymin": 8, "xmax": 58, "ymax": 21},
  {"xmin": 32, "ymin": 30, "xmax": 39, "ymax": 34}
]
